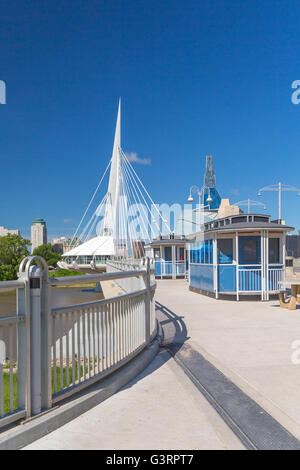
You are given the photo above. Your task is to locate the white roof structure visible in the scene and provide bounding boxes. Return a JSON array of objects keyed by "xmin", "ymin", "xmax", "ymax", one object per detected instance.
[{"xmin": 63, "ymin": 236, "xmax": 114, "ymax": 257}]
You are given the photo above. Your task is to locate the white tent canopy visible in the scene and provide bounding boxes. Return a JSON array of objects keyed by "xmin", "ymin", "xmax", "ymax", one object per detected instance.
[{"xmin": 63, "ymin": 236, "xmax": 114, "ymax": 257}]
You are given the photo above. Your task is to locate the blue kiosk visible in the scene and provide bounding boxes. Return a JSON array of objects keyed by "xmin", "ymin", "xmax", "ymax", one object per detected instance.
[
  {"xmin": 187, "ymin": 213, "xmax": 294, "ymax": 300},
  {"xmin": 145, "ymin": 234, "xmax": 187, "ymax": 279}
]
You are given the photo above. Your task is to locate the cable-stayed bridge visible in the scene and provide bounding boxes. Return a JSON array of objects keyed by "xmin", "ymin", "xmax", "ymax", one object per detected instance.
[{"xmin": 59, "ymin": 100, "xmax": 170, "ymax": 273}]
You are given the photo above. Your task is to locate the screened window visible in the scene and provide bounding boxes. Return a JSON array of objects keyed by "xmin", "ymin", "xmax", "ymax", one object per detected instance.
[
  {"xmin": 190, "ymin": 240, "xmax": 213, "ymax": 264},
  {"xmin": 243, "ymin": 240, "xmax": 258, "ymax": 263},
  {"xmin": 269, "ymin": 238, "xmax": 280, "ymax": 264},
  {"xmin": 239, "ymin": 236, "xmax": 261, "ymax": 264},
  {"xmin": 218, "ymin": 239, "xmax": 233, "ymax": 264}
]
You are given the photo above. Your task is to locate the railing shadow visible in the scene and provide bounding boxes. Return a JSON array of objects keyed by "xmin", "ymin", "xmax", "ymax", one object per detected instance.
[
  {"xmin": 155, "ymin": 300, "xmax": 189, "ymax": 348},
  {"xmin": 121, "ymin": 300, "xmax": 190, "ymax": 391}
]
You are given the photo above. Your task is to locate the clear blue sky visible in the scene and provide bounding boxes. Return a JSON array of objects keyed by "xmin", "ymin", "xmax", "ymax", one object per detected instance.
[{"xmin": 1, "ymin": 0, "xmax": 300, "ymax": 239}]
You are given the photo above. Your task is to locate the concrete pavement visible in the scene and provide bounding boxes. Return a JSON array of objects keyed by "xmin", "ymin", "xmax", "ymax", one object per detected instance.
[
  {"xmin": 156, "ymin": 280, "xmax": 300, "ymax": 441},
  {"xmin": 24, "ymin": 349, "xmax": 243, "ymax": 450}
]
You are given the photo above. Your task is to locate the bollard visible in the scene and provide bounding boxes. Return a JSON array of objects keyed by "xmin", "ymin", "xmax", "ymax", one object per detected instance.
[{"xmin": 29, "ymin": 265, "xmax": 42, "ymax": 415}]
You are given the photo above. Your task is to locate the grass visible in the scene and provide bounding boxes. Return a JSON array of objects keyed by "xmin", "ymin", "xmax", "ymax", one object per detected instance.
[
  {"xmin": 3, "ymin": 370, "xmax": 18, "ymax": 414},
  {"xmin": 2, "ymin": 359, "xmax": 98, "ymax": 415},
  {"xmin": 49, "ymin": 269, "xmax": 97, "ymax": 289}
]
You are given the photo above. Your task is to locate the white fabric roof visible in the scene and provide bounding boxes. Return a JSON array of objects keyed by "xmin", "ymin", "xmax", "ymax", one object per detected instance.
[{"xmin": 63, "ymin": 236, "xmax": 115, "ymax": 257}]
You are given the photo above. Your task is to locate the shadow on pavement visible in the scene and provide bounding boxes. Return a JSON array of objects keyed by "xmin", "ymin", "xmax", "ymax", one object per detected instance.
[
  {"xmin": 155, "ymin": 300, "xmax": 190, "ymax": 347},
  {"xmin": 121, "ymin": 301, "xmax": 190, "ymax": 391}
]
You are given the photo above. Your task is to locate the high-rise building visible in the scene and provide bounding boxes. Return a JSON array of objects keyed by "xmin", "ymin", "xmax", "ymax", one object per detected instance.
[
  {"xmin": 31, "ymin": 218, "xmax": 47, "ymax": 253},
  {"xmin": 203, "ymin": 155, "xmax": 221, "ymax": 210},
  {"xmin": 0, "ymin": 226, "xmax": 20, "ymax": 237}
]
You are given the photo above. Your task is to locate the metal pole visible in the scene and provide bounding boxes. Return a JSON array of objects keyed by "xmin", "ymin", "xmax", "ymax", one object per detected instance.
[
  {"xmin": 144, "ymin": 258, "xmax": 151, "ymax": 343},
  {"xmin": 17, "ymin": 278, "xmax": 31, "ymax": 418},
  {"xmin": 236, "ymin": 232, "xmax": 239, "ymax": 301},
  {"xmin": 29, "ymin": 266, "xmax": 42, "ymax": 415},
  {"xmin": 248, "ymin": 199, "xmax": 250, "ymax": 214},
  {"xmin": 40, "ymin": 267, "xmax": 52, "ymax": 410},
  {"xmin": 278, "ymin": 182, "xmax": 282, "ymax": 221}
]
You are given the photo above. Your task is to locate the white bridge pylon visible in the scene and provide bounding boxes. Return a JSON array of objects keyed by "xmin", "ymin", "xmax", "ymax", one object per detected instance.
[{"xmin": 60, "ymin": 99, "xmax": 171, "ymax": 272}]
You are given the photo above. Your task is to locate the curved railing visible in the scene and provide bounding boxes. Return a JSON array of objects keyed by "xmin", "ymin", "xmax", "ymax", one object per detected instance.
[{"xmin": 0, "ymin": 256, "xmax": 157, "ymax": 429}]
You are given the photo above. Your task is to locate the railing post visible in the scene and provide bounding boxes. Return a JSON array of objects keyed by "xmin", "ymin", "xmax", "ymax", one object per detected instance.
[
  {"xmin": 16, "ymin": 276, "xmax": 31, "ymax": 418},
  {"xmin": 40, "ymin": 267, "xmax": 52, "ymax": 410},
  {"xmin": 145, "ymin": 258, "xmax": 151, "ymax": 344},
  {"xmin": 29, "ymin": 265, "xmax": 42, "ymax": 415}
]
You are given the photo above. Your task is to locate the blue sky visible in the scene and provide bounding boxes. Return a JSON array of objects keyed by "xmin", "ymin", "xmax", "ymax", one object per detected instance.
[{"xmin": 1, "ymin": 0, "xmax": 300, "ymax": 239}]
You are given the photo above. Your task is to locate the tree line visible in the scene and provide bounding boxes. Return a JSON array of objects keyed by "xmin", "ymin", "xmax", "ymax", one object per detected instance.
[{"xmin": 0, "ymin": 234, "xmax": 62, "ymax": 281}]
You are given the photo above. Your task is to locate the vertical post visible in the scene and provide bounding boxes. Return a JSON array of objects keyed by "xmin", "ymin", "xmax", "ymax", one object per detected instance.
[
  {"xmin": 213, "ymin": 234, "xmax": 218, "ymax": 299},
  {"xmin": 144, "ymin": 258, "xmax": 151, "ymax": 344},
  {"xmin": 172, "ymin": 245, "xmax": 176, "ymax": 279},
  {"xmin": 278, "ymin": 182, "xmax": 282, "ymax": 222},
  {"xmin": 282, "ymin": 232, "xmax": 286, "ymax": 282},
  {"xmin": 248, "ymin": 199, "xmax": 250, "ymax": 214},
  {"xmin": 236, "ymin": 232, "xmax": 239, "ymax": 301},
  {"xmin": 266, "ymin": 231, "xmax": 269, "ymax": 301},
  {"xmin": 29, "ymin": 266, "xmax": 42, "ymax": 415},
  {"xmin": 40, "ymin": 269, "xmax": 52, "ymax": 410},
  {"xmin": 17, "ymin": 279, "xmax": 31, "ymax": 418},
  {"xmin": 261, "ymin": 231, "xmax": 265, "ymax": 301}
]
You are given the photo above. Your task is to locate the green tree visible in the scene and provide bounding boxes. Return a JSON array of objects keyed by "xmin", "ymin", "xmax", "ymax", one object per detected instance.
[
  {"xmin": 32, "ymin": 243, "xmax": 62, "ymax": 268},
  {"xmin": 0, "ymin": 234, "xmax": 31, "ymax": 281}
]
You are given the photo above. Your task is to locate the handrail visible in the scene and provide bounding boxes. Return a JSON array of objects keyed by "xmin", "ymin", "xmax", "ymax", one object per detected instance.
[
  {"xmin": 0, "ymin": 256, "xmax": 157, "ymax": 429},
  {"xmin": 0, "ymin": 280, "xmax": 25, "ymax": 290},
  {"xmin": 51, "ymin": 286, "xmax": 155, "ymax": 313},
  {"xmin": 0, "ymin": 315, "xmax": 25, "ymax": 325},
  {"xmin": 49, "ymin": 268, "xmax": 147, "ymax": 286}
]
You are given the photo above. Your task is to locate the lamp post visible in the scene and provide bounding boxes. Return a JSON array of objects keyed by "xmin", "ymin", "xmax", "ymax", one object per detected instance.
[
  {"xmin": 234, "ymin": 199, "xmax": 266, "ymax": 214},
  {"xmin": 187, "ymin": 185, "xmax": 202, "ymax": 207},
  {"xmin": 258, "ymin": 182, "xmax": 300, "ymax": 222},
  {"xmin": 187, "ymin": 185, "xmax": 213, "ymax": 209}
]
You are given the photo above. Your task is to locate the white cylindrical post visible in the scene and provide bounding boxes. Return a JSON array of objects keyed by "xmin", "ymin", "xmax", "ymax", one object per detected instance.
[
  {"xmin": 278, "ymin": 182, "xmax": 282, "ymax": 221},
  {"xmin": 145, "ymin": 258, "xmax": 151, "ymax": 343},
  {"xmin": 29, "ymin": 265, "xmax": 42, "ymax": 416},
  {"xmin": 236, "ymin": 232, "xmax": 239, "ymax": 301}
]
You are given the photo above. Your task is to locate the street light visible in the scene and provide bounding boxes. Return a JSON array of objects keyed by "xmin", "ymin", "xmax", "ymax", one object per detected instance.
[
  {"xmin": 187, "ymin": 185, "xmax": 202, "ymax": 207},
  {"xmin": 257, "ymin": 182, "xmax": 300, "ymax": 222},
  {"xmin": 187, "ymin": 185, "xmax": 213, "ymax": 208},
  {"xmin": 234, "ymin": 199, "xmax": 266, "ymax": 214}
]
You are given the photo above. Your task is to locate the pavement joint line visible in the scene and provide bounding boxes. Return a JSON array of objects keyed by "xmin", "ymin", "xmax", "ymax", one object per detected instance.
[
  {"xmin": 165, "ymin": 344, "xmax": 256, "ymax": 450},
  {"xmin": 165, "ymin": 342, "xmax": 300, "ymax": 451}
]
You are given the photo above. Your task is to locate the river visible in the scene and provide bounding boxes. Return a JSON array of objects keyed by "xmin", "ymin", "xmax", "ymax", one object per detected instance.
[{"xmin": 0, "ymin": 287, "xmax": 104, "ymax": 316}]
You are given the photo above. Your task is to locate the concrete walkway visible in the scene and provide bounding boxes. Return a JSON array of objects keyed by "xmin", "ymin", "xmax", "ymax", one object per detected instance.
[
  {"xmin": 155, "ymin": 280, "xmax": 300, "ymax": 441},
  {"xmin": 24, "ymin": 279, "xmax": 300, "ymax": 449},
  {"xmin": 24, "ymin": 348, "xmax": 243, "ymax": 450}
]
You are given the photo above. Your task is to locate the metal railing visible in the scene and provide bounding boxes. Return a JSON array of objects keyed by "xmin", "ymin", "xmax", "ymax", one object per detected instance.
[
  {"xmin": 155, "ymin": 261, "xmax": 185, "ymax": 277},
  {"xmin": 238, "ymin": 266, "xmax": 262, "ymax": 292},
  {"xmin": 62, "ymin": 255, "xmax": 110, "ymax": 267},
  {"xmin": 268, "ymin": 266, "xmax": 284, "ymax": 292},
  {"xmin": 0, "ymin": 278, "xmax": 30, "ymax": 428},
  {"xmin": 238, "ymin": 265, "xmax": 284, "ymax": 294},
  {"xmin": 0, "ymin": 256, "xmax": 157, "ymax": 429}
]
